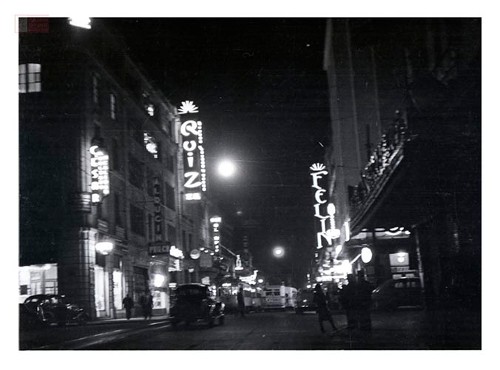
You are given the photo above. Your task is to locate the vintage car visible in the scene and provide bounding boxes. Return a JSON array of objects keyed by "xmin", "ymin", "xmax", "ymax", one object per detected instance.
[
  {"xmin": 371, "ymin": 277, "xmax": 424, "ymax": 311},
  {"xmin": 295, "ymin": 289, "xmax": 317, "ymax": 314},
  {"xmin": 21, "ymin": 294, "xmax": 89, "ymax": 327},
  {"xmin": 169, "ymin": 284, "xmax": 225, "ymax": 328}
]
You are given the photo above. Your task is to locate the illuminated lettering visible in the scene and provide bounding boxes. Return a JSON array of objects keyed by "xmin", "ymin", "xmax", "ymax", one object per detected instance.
[
  {"xmin": 309, "ymin": 163, "xmax": 339, "ymax": 249},
  {"xmin": 89, "ymin": 144, "xmax": 110, "ymax": 204},
  {"xmin": 180, "ymin": 120, "xmax": 199, "ymax": 137},
  {"xmin": 184, "ymin": 172, "xmax": 202, "ymax": 188}
]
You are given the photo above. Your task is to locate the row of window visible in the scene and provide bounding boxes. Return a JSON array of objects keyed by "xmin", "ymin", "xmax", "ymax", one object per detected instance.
[{"xmin": 20, "ymin": 64, "xmax": 175, "ymax": 140}]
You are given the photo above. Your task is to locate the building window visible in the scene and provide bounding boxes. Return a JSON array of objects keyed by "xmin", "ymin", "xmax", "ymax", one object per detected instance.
[
  {"xmin": 146, "ymin": 103, "xmax": 155, "ymax": 117},
  {"xmin": 92, "ymin": 73, "xmax": 100, "ymax": 106},
  {"xmin": 128, "ymin": 154, "xmax": 144, "ymax": 189},
  {"xmin": 167, "ymin": 224, "xmax": 176, "ymax": 244},
  {"xmin": 111, "ymin": 138, "xmax": 122, "ymax": 172},
  {"xmin": 165, "ymin": 182, "xmax": 175, "ymax": 210},
  {"xmin": 144, "ymin": 132, "xmax": 160, "ymax": 160},
  {"xmin": 114, "ymin": 193, "xmax": 122, "ymax": 227},
  {"xmin": 148, "ymin": 214, "xmax": 153, "ymax": 241},
  {"xmin": 110, "ymin": 93, "xmax": 116, "ymax": 120},
  {"xmin": 166, "ymin": 154, "xmax": 174, "ymax": 173},
  {"xmin": 19, "ymin": 63, "xmax": 41, "ymax": 93},
  {"xmin": 130, "ymin": 204, "xmax": 145, "ymax": 236}
]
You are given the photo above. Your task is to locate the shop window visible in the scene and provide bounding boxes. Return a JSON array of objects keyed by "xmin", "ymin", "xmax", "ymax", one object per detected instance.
[
  {"xmin": 19, "ymin": 63, "xmax": 41, "ymax": 93},
  {"xmin": 94, "ymin": 266, "xmax": 106, "ymax": 311},
  {"xmin": 113, "ymin": 270, "xmax": 123, "ymax": 309}
]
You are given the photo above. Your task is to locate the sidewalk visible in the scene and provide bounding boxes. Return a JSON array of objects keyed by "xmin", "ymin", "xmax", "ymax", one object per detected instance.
[{"xmin": 88, "ymin": 314, "xmax": 170, "ymax": 325}]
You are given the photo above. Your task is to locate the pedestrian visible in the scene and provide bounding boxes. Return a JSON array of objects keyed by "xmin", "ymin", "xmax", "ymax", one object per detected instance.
[
  {"xmin": 339, "ymin": 274, "xmax": 358, "ymax": 331},
  {"xmin": 313, "ymin": 283, "xmax": 337, "ymax": 334},
  {"xmin": 140, "ymin": 290, "xmax": 153, "ymax": 320},
  {"xmin": 237, "ymin": 286, "xmax": 245, "ymax": 317},
  {"xmin": 356, "ymin": 270, "xmax": 373, "ymax": 332},
  {"xmin": 122, "ymin": 293, "xmax": 134, "ymax": 320}
]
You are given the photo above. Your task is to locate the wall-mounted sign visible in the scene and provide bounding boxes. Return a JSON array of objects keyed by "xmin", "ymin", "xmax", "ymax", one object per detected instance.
[
  {"xmin": 178, "ymin": 101, "xmax": 207, "ymax": 201},
  {"xmin": 190, "ymin": 249, "xmax": 200, "ymax": 260},
  {"xmin": 309, "ymin": 163, "xmax": 339, "ymax": 249},
  {"xmin": 148, "ymin": 243, "xmax": 170, "ymax": 255},
  {"xmin": 89, "ymin": 145, "xmax": 110, "ymax": 203},
  {"xmin": 210, "ymin": 216, "xmax": 221, "ymax": 255},
  {"xmin": 169, "ymin": 245, "xmax": 184, "ymax": 259},
  {"xmin": 153, "ymin": 177, "xmax": 162, "ymax": 241}
]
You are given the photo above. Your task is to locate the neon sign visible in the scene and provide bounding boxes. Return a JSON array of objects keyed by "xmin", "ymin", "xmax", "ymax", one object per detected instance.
[
  {"xmin": 210, "ymin": 216, "xmax": 221, "ymax": 255},
  {"xmin": 89, "ymin": 145, "xmax": 109, "ymax": 203},
  {"xmin": 309, "ymin": 163, "xmax": 339, "ymax": 249},
  {"xmin": 153, "ymin": 177, "xmax": 162, "ymax": 241},
  {"xmin": 178, "ymin": 101, "xmax": 207, "ymax": 201}
]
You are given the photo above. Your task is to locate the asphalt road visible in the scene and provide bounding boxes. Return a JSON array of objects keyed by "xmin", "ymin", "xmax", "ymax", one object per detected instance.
[{"xmin": 20, "ymin": 309, "xmax": 440, "ymax": 350}]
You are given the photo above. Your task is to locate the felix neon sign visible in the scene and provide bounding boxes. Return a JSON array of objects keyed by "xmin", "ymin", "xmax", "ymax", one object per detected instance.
[
  {"xmin": 310, "ymin": 163, "xmax": 340, "ymax": 249},
  {"xmin": 178, "ymin": 101, "xmax": 207, "ymax": 201}
]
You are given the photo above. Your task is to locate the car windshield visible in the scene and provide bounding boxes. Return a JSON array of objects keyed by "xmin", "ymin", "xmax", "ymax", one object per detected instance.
[{"xmin": 176, "ymin": 287, "xmax": 207, "ymax": 299}]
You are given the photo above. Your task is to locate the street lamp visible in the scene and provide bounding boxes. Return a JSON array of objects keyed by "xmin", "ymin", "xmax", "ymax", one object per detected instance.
[
  {"xmin": 272, "ymin": 246, "xmax": 285, "ymax": 258},
  {"xmin": 217, "ymin": 159, "xmax": 237, "ymax": 178}
]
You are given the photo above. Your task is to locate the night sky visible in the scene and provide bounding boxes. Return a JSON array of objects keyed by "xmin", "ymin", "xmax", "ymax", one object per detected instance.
[{"xmin": 104, "ymin": 18, "xmax": 331, "ymax": 285}]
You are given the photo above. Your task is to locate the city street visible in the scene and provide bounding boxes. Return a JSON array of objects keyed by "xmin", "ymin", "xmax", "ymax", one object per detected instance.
[{"xmin": 20, "ymin": 308, "xmax": 478, "ymax": 350}]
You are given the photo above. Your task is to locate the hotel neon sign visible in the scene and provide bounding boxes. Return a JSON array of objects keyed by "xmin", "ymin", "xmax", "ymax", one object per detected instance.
[{"xmin": 310, "ymin": 163, "xmax": 340, "ymax": 249}]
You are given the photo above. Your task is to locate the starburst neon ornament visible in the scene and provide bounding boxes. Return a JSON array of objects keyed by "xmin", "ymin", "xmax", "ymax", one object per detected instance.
[
  {"xmin": 178, "ymin": 100, "xmax": 199, "ymax": 114},
  {"xmin": 310, "ymin": 163, "xmax": 326, "ymax": 172}
]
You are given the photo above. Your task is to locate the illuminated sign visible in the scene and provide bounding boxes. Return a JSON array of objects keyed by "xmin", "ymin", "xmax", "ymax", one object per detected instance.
[
  {"xmin": 148, "ymin": 243, "xmax": 170, "ymax": 255},
  {"xmin": 309, "ymin": 163, "xmax": 339, "ymax": 249},
  {"xmin": 169, "ymin": 245, "xmax": 184, "ymax": 259},
  {"xmin": 235, "ymin": 255, "xmax": 243, "ymax": 271},
  {"xmin": 178, "ymin": 101, "xmax": 207, "ymax": 201},
  {"xmin": 153, "ymin": 177, "xmax": 162, "ymax": 241},
  {"xmin": 89, "ymin": 145, "xmax": 110, "ymax": 203},
  {"xmin": 210, "ymin": 216, "xmax": 221, "ymax": 254}
]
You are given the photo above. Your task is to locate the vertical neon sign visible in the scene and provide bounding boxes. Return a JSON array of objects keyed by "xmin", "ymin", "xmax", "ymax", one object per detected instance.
[
  {"xmin": 178, "ymin": 101, "xmax": 207, "ymax": 200},
  {"xmin": 310, "ymin": 163, "xmax": 340, "ymax": 249},
  {"xmin": 89, "ymin": 145, "xmax": 110, "ymax": 204}
]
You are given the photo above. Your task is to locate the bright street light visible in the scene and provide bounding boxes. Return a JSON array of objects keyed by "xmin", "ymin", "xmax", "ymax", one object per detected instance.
[
  {"xmin": 272, "ymin": 246, "xmax": 285, "ymax": 258},
  {"xmin": 217, "ymin": 159, "xmax": 237, "ymax": 178}
]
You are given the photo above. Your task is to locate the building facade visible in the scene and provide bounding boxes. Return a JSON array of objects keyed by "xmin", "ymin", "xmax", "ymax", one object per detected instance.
[
  {"xmin": 321, "ymin": 19, "xmax": 481, "ymax": 311},
  {"xmin": 19, "ymin": 18, "xmax": 209, "ymax": 318}
]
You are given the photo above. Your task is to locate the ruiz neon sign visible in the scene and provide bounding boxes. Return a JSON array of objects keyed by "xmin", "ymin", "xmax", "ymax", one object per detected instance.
[
  {"xmin": 178, "ymin": 100, "xmax": 207, "ymax": 201},
  {"xmin": 89, "ymin": 145, "xmax": 110, "ymax": 204},
  {"xmin": 310, "ymin": 163, "xmax": 340, "ymax": 249}
]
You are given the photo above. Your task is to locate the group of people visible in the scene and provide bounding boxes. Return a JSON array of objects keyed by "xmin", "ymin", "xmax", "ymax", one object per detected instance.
[
  {"xmin": 313, "ymin": 270, "xmax": 373, "ymax": 335},
  {"xmin": 122, "ymin": 290, "xmax": 154, "ymax": 320}
]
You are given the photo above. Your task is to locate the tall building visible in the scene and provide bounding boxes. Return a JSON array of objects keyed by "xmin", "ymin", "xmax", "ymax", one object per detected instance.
[
  {"xmin": 19, "ymin": 18, "xmax": 207, "ymax": 318},
  {"xmin": 322, "ymin": 19, "xmax": 480, "ymax": 310}
]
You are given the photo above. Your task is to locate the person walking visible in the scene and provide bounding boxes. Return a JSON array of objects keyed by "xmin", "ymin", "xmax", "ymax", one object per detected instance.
[
  {"xmin": 140, "ymin": 290, "xmax": 153, "ymax": 320},
  {"xmin": 122, "ymin": 293, "xmax": 134, "ymax": 320},
  {"xmin": 340, "ymin": 274, "xmax": 358, "ymax": 331},
  {"xmin": 237, "ymin": 286, "xmax": 245, "ymax": 317},
  {"xmin": 356, "ymin": 270, "xmax": 373, "ymax": 332},
  {"xmin": 313, "ymin": 283, "xmax": 337, "ymax": 334}
]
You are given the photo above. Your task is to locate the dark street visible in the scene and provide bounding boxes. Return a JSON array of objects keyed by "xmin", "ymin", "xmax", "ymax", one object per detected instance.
[{"xmin": 20, "ymin": 308, "xmax": 479, "ymax": 350}]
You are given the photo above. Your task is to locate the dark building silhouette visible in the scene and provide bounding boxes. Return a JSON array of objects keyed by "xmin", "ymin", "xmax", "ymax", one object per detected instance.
[{"xmin": 321, "ymin": 18, "xmax": 480, "ymax": 317}]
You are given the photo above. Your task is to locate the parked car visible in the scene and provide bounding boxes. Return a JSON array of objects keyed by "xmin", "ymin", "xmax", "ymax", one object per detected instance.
[
  {"xmin": 295, "ymin": 289, "xmax": 317, "ymax": 314},
  {"xmin": 371, "ymin": 277, "xmax": 424, "ymax": 311},
  {"xmin": 21, "ymin": 294, "xmax": 89, "ymax": 327},
  {"xmin": 169, "ymin": 284, "xmax": 225, "ymax": 328}
]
